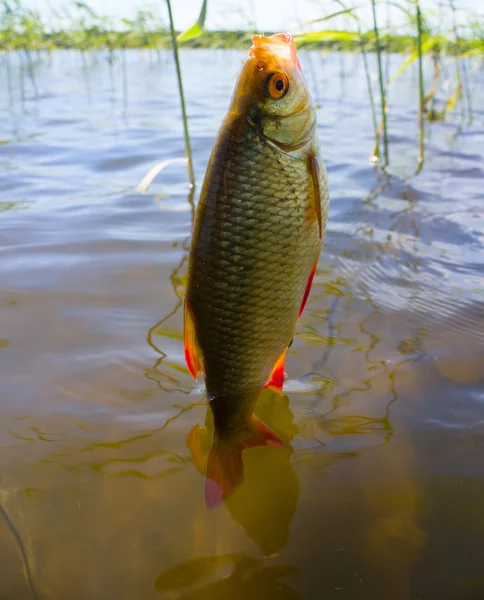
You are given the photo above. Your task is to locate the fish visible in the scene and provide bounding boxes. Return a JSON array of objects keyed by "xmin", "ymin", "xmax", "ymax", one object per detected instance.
[{"xmin": 184, "ymin": 32, "xmax": 330, "ymax": 507}]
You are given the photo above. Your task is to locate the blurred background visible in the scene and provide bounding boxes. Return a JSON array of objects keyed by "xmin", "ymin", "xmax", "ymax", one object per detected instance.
[{"xmin": 8, "ymin": 0, "xmax": 484, "ymax": 32}]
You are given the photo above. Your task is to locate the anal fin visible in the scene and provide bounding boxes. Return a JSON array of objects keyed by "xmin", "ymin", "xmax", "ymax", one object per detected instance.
[
  {"xmin": 264, "ymin": 348, "xmax": 287, "ymax": 391},
  {"xmin": 184, "ymin": 299, "xmax": 204, "ymax": 379}
]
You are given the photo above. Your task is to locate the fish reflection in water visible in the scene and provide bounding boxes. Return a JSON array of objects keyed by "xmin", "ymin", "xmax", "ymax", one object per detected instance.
[
  {"xmin": 187, "ymin": 388, "xmax": 299, "ymax": 558},
  {"xmin": 155, "ymin": 553, "xmax": 299, "ymax": 600}
]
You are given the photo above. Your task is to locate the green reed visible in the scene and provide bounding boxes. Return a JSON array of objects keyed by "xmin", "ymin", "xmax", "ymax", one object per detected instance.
[
  {"xmin": 1, "ymin": 0, "xmax": 483, "ymax": 176},
  {"xmin": 371, "ymin": 0, "xmax": 389, "ymax": 165},
  {"xmin": 448, "ymin": 0, "xmax": 473, "ymax": 123},
  {"xmin": 323, "ymin": 0, "xmax": 381, "ymax": 161},
  {"xmin": 416, "ymin": 0, "xmax": 425, "ymax": 174},
  {"xmin": 166, "ymin": 0, "xmax": 195, "ymax": 187},
  {"xmin": 295, "ymin": 0, "xmax": 482, "ymax": 172},
  {"xmin": 2, "ymin": 0, "xmax": 483, "ymax": 53}
]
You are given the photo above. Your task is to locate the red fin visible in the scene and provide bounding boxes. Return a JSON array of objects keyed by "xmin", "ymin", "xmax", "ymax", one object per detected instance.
[
  {"xmin": 308, "ymin": 152, "xmax": 323, "ymax": 239},
  {"xmin": 205, "ymin": 415, "xmax": 283, "ymax": 509},
  {"xmin": 183, "ymin": 299, "xmax": 204, "ymax": 379},
  {"xmin": 298, "ymin": 264, "xmax": 317, "ymax": 318},
  {"xmin": 264, "ymin": 349, "xmax": 287, "ymax": 391}
]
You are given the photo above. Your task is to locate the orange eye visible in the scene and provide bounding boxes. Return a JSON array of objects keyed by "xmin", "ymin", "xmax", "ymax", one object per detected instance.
[{"xmin": 265, "ymin": 72, "xmax": 289, "ymax": 100}]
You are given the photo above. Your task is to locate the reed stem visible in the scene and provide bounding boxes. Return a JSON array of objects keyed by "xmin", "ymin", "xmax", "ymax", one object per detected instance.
[
  {"xmin": 0, "ymin": 503, "xmax": 39, "ymax": 600},
  {"xmin": 358, "ymin": 29, "xmax": 379, "ymax": 162},
  {"xmin": 449, "ymin": 0, "xmax": 473, "ymax": 124},
  {"xmin": 122, "ymin": 47, "xmax": 128, "ymax": 115},
  {"xmin": 165, "ymin": 0, "xmax": 195, "ymax": 187},
  {"xmin": 416, "ymin": 0, "xmax": 425, "ymax": 174},
  {"xmin": 371, "ymin": 0, "xmax": 389, "ymax": 165}
]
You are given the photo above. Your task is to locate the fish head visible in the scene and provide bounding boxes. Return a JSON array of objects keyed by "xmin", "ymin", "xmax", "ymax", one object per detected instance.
[{"xmin": 229, "ymin": 33, "xmax": 316, "ymax": 151}]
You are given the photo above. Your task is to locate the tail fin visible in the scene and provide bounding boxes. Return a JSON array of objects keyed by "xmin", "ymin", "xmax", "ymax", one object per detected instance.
[{"xmin": 205, "ymin": 415, "xmax": 283, "ymax": 509}]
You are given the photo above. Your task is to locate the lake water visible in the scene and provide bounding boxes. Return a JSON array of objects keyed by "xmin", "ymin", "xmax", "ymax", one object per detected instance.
[{"xmin": 1, "ymin": 48, "xmax": 484, "ymax": 599}]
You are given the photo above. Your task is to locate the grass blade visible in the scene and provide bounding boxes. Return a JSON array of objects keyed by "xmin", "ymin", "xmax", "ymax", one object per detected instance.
[
  {"xmin": 442, "ymin": 82, "xmax": 462, "ymax": 119},
  {"xmin": 294, "ymin": 30, "xmax": 361, "ymax": 44},
  {"xmin": 307, "ymin": 6, "xmax": 361, "ymax": 25},
  {"xmin": 388, "ymin": 36, "xmax": 442, "ymax": 84},
  {"xmin": 177, "ymin": 0, "xmax": 207, "ymax": 42}
]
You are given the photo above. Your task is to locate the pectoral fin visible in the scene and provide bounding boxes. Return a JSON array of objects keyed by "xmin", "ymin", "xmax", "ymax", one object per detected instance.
[
  {"xmin": 184, "ymin": 299, "xmax": 204, "ymax": 379},
  {"xmin": 308, "ymin": 152, "xmax": 322, "ymax": 239}
]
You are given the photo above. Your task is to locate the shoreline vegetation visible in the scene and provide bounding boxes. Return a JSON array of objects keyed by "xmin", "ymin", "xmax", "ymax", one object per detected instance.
[
  {"xmin": 2, "ymin": 0, "xmax": 483, "ymax": 175},
  {"xmin": 1, "ymin": 1, "xmax": 483, "ymax": 55},
  {"xmin": 1, "ymin": 27, "xmax": 483, "ymax": 55},
  {"xmin": 0, "ymin": 28, "xmax": 484, "ymax": 57}
]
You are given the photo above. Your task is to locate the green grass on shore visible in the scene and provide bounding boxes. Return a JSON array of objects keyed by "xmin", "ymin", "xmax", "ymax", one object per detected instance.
[
  {"xmin": 1, "ymin": 26, "xmax": 483, "ymax": 54},
  {"xmin": 1, "ymin": 0, "xmax": 483, "ymax": 54}
]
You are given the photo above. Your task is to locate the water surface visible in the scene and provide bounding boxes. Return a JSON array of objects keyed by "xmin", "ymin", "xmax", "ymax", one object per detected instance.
[{"xmin": 1, "ymin": 49, "xmax": 484, "ymax": 599}]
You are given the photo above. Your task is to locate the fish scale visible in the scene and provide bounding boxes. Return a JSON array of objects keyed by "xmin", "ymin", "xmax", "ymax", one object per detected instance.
[{"xmin": 187, "ymin": 120, "xmax": 329, "ymax": 403}]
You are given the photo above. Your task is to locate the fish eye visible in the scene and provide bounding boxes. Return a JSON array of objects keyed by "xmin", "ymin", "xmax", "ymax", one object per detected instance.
[{"xmin": 265, "ymin": 72, "xmax": 289, "ymax": 100}]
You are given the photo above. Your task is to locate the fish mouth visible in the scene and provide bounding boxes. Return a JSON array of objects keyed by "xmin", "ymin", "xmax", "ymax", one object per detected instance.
[{"xmin": 250, "ymin": 33, "xmax": 301, "ymax": 71}]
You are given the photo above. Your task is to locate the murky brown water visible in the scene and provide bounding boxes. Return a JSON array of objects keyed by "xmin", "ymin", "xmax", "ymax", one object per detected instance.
[{"xmin": 1, "ymin": 49, "xmax": 484, "ymax": 599}]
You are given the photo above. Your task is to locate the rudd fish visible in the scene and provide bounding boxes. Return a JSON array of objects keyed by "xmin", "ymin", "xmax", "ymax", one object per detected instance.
[{"xmin": 184, "ymin": 33, "xmax": 330, "ymax": 507}]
